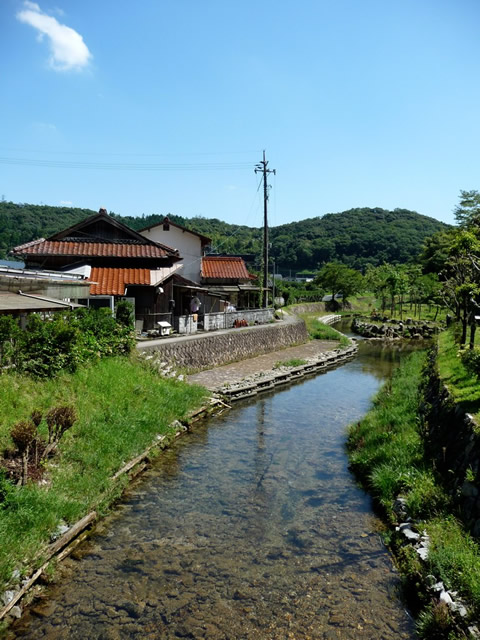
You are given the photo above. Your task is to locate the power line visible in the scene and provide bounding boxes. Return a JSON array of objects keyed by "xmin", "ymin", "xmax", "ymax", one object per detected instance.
[
  {"xmin": 0, "ymin": 147, "xmax": 261, "ymax": 157},
  {"xmin": 0, "ymin": 156, "xmax": 253, "ymax": 171}
]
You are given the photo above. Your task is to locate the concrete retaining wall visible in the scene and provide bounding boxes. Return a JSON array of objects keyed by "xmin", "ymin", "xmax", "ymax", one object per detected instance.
[{"xmin": 138, "ymin": 315, "xmax": 309, "ymax": 370}]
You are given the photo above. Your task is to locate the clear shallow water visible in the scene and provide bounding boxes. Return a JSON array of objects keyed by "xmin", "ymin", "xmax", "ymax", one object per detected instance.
[{"xmin": 10, "ymin": 342, "xmax": 417, "ymax": 640}]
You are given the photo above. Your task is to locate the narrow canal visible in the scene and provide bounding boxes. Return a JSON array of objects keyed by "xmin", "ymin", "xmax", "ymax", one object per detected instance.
[{"xmin": 11, "ymin": 336, "xmax": 419, "ymax": 639}]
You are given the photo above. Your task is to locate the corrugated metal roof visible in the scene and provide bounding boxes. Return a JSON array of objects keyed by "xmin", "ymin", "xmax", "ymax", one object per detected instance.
[
  {"xmin": 89, "ymin": 268, "xmax": 151, "ymax": 295},
  {"xmin": 0, "ymin": 293, "xmax": 83, "ymax": 313},
  {"xmin": 13, "ymin": 240, "xmax": 175, "ymax": 259},
  {"xmin": 201, "ymin": 256, "xmax": 250, "ymax": 280}
]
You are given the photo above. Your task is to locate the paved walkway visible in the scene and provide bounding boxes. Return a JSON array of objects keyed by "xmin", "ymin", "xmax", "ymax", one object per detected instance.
[{"xmin": 187, "ymin": 339, "xmax": 338, "ymax": 390}]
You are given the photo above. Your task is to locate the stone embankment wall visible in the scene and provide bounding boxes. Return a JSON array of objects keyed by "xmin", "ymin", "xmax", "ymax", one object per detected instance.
[
  {"xmin": 218, "ymin": 343, "xmax": 358, "ymax": 402},
  {"xmin": 289, "ymin": 302, "xmax": 325, "ymax": 315},
  {"xmin": 421, "ymin": 347, "xmax": 480, "ymax": 536},
  {"xmin": 138, "ymin": 316, "xmax": 309, "ymax": 370}
]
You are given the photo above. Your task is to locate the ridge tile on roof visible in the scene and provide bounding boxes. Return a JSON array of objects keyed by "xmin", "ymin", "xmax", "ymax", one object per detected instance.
[{"xmin": 12, "ymin": 240, "xmax": 175, "ymax": 259}]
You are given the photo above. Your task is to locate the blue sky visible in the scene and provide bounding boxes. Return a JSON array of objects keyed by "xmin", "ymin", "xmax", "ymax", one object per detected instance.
[{"xmin": 1, "ymin": 0, "xmax": 480, "ymax": 227}]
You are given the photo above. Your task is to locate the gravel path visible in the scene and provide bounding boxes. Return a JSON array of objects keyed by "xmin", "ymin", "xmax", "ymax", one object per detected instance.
[{"xmin": 187, "ymin": 339, "xmax": 338, "ymax": 390}]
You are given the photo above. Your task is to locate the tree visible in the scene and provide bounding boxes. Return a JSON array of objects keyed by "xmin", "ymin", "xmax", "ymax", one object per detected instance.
[
  {"xmin": 365, "ymin": 264, "xmax": 388, "ymax": 313},
  {"xmin": 441, "ymin": 231, "xmax": 480, "ymax": 345},
  {"xmin": 453, "ymin": 190, "xmax": 480, "ymax": 228},
  {"xmin": 315, "ymin": 262, "xmax": 363, "ymax": 309},
  {"xmin": 420, "ymin": 229, "xmax": 458, "ymax": 274}
]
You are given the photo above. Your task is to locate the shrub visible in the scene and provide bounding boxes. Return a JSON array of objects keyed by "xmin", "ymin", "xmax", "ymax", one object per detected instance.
[
  {"xmin": 16, "ymin": 313, "xmax": 80, "ymax": 377},
  {"xmin": 43, "ymin": 406, "xmax": 77, "ymax": 457},
  {"xmin": 460, "ymin": 347, "xmax": 480, "ymax": 377},
  {"xmin": 10, "ymin": 420, "xmax": 38, "ymax": 485},
  {"xmin": 0, "ymin": 308, "xmax": 136, "ymax": 378},
  {"xmin": 115, "ymin": 300, "xmax": 134, "ymax": 327},
  {"xmin": 10, "ymin": 420, "xmax": 37, "ymax": 453}
]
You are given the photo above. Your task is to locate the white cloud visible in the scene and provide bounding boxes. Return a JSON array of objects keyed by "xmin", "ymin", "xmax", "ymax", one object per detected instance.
[
  {"xmin": 60, "ymin": 200, "xmax": 73, "ymax": 206},
  {"xmin": 17, "ymin": 1, "xmax": 92, "ymax": 71}
]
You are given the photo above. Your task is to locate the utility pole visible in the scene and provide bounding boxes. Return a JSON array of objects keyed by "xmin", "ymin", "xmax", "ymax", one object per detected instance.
[{"xmin": 255, "ymin": 151, "xmax": 276, "ymax": 308}]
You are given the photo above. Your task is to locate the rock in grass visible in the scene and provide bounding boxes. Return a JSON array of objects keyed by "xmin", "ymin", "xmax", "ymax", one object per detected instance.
[{"xmin": 1, "ymin": 590, "xmax": 16, "ymax": 606}]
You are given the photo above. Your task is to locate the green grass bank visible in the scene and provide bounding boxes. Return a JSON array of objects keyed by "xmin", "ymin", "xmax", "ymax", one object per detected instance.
[
  {"xmin": 437, "ymin": 329, "xmax": 480, "ymax": 422},
  {"xmin": 297, "ymin": 312, "xmax": 350, "ymax": 347},
  {"xmin": 0, "ymin": 356, "xmax": 208, "ymax": 599},
  {"xmin": 347, "ymin": 340, "xmax": 480, "ymax": 638}
]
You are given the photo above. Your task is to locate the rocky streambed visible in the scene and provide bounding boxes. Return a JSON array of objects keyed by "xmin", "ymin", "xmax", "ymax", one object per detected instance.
[{"xmin": 8, "ymin": 340, "xmax": 416, "ymax": 640}]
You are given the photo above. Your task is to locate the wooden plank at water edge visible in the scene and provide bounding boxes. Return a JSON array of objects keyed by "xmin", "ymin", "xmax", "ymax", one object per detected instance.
[{"xmin": 0, "ymin": 511, "xmax": 97, "ymax": 620}]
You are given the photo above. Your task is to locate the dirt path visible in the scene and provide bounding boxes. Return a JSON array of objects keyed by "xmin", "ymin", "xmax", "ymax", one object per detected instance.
[{"xmin": 187, "ymin": 339, "xmax": 337, "ymax": 390}]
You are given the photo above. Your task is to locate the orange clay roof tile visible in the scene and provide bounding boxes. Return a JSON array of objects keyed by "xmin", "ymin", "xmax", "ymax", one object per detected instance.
[
  {"xmin": 88, "ymin": 267, "xmax": 151, "ymax": 296},
  {"xmin": 201, "ymin": 256, "xmax": 250, "ymax": 280},
  {"xmin": 12, "ymin": 240, "xmax": 175, "ymax": 259}
]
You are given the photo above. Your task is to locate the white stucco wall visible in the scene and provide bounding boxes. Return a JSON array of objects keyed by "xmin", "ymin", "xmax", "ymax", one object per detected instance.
[{"xmin": 140, "ymin": 225, "xmax": 203, "ymax": 283}]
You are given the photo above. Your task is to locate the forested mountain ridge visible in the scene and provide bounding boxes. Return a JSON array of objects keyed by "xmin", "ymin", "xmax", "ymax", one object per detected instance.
[{"xmin": 0, "ymin": 201, "xmax": 449, "ymax": 272}]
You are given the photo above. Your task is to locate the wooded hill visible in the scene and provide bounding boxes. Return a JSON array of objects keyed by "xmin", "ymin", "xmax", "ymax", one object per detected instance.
[{"xmin": 0, "ymin": 202, "xmax": 449, "ymax": 272}]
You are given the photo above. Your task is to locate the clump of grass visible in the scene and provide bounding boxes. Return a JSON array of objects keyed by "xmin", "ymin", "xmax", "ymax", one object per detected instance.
[
  {"xmin": 426, "ymin": 517, "xmax": 480, "ymax": 611},
  {"xmin": 416, "ymin": 601, "xmax": 457, "ymax": 639},
  {"xmin": 299, "ymin": 313, "xmax": 350, "ymax": 347},
  {"xmin": 0, "ymin": 356, "xmax": 208, "ymax": 591},
  {"xmin": 273, "ymin": 358, "xmax": 307, "ymax": 369}
]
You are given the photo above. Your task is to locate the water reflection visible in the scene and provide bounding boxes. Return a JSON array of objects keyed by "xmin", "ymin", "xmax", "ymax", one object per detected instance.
[{"xmin": 10, "ymin": 344, "xmax": 416, "ymax": 640}]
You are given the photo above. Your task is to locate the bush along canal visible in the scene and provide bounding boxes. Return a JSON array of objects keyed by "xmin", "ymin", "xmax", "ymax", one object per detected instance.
[{"xmin": 7, "ymin": 338, "xmax": 419, "ymax": 640}]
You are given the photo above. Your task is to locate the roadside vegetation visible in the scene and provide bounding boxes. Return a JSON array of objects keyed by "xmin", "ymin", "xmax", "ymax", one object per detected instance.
[
  {"xmin": 0, "ymin": 307, "xmax": 208, "ymax": 601},
  {"xmin": 0, "ymin": 304, "xmax": 134, "ymax": 377}
]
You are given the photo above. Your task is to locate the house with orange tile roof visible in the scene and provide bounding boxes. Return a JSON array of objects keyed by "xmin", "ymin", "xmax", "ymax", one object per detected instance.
[
  {"xmin": 11, "ymin": 208, "xmax": 185, "ymax": 330},
  {"xmin": 201, "ymin": 255, "xmax": 260, "ymax": 310}
]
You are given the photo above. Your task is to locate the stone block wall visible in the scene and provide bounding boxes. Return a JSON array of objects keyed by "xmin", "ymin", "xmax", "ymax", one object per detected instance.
[
  {"xmin": 138, "ymin": 316, "xmax": 308, "ymax": 370},
  {"xmin": 289, "ymin": 303, "xmax": 325, "ymax": 315}
]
